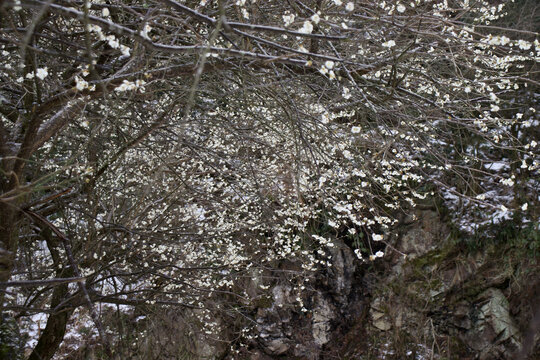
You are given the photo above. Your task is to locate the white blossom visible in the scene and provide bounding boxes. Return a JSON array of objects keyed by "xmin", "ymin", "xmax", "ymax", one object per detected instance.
[
  {"xmin": 342, "ymin": 87, "xmax": 351, "ymax": 99},
  {"xmin": 517, "ymin": 39, "xmax": 531, "ymax": 50},
  {"xmin": 106, "ymin": 35, "xmax": 120, "ymax": 49},
  {"xmin": 75, "ymin": 76, "xmax": 88, "ymax": 91},
  {"xmin": 328, "ymin": 70, "xmax": 336, "ymax": 80},
  {"xmin": 140, "ymin": 24, "xmax": 152, "ymax": 40},
  {"xmin": 500, "ymin": 178, "xmax": 514, "ymax": 186},
  {"xmin": 120, "ymin": 45, "xmax": 131, "ymax": 58},
  {"xmin": 372, "ymin": 234, "xmax": 384, "ymax": 241},
  {"xmin": 36, "ymin": 67, "xmax": 48, "ymax": 80},
  {"xmin": 298, "ymin": 21, "xmax": 313, "ymax": 34},
  {"xmin": 282, "ymin": 14, "xmax": 295, "ymax": 26}
]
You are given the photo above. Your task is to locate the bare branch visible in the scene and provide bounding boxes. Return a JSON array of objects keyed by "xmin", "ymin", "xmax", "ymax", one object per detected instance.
[
  {"xmin": 160, "ymin": 0, "xmax": 346, "ymax": 40},
  {"xmin": 0, "ymin": 276, "xmax": 85, "ymax": 288}
]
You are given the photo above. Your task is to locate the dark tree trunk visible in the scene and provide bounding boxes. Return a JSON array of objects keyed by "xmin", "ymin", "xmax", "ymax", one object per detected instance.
[
  {"xmin": 0, "ymin": 202, "xmax": 18, "ymax": 311},
  {"xmin": 28, "ymin": 230, "xmax": 75, "ymax": 360},
  {"xmin": 27, "ymin": 282, "xmax": 74, "ymax": 360}
]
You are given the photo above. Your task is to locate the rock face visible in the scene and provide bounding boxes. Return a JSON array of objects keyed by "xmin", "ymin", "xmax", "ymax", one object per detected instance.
[
  {"xmin": 326, "ymin": 240, "xmax": 356, "ymax": 303},
  {"xmin": 250, "ymin": 238, "xmax": 363, "ymax": 359},
  {"xmin": 398, "ymin": 210, "xmax": 448, "ymax": 259},
  {"xmin": 311, "ymin": 295, "xmax": 334, "ymax": 346},
  {"xmin": 464, "ymin": 288, "xmax": 521, "ymax": 359},
  {"xmin": 222, "ymin": 210, "xmax": 538, "ymax": 359},
  {"xmin": 255, "ymin": 285, "xmax": 294, "ymax": 356},
  {"xmin": 369, "ymin": 297, "xmax": 392, "ymax": 331}
]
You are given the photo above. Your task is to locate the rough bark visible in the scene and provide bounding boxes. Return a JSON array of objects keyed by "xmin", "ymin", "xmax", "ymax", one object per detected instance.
[
  {"xmin": 28, "ymin": 229, "xmax": 75, "ymax": 360},
  {"xmin": 0, "ymin": 203, "xmax": 18, "ymax": 311},
  {"xmin": 27, "ymin": 282, "xmax": 74, "ymax": 360}
]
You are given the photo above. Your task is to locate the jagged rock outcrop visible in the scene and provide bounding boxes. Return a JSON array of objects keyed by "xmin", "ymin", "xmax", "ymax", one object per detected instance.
[{"xmin": 252, "ymin": 238, "xmax": 363, "ymax": 359}]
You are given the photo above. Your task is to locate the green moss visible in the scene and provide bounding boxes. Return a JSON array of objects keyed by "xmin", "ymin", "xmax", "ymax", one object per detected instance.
[
  {"xmin": 252, "ymin": 295, "xmax": 273, "ymax": 309},
  {"xmin": 407, "ymin": 242, "xmax": 456, "ymax": 278},
  {"xmin": 359, "ymin": 215, "xmax": 539, "ymax": 360}
]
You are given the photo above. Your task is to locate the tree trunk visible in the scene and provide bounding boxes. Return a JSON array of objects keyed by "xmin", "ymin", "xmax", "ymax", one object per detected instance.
[
  {"xmin": 28, "ymin": 228, "xmax": 75, "ymax": 360},
  {"xmin": 0, "ymin": 202, "xmax": 18, "ymax": 312},
  {"xmin": 27, "ymin": 281, "xmax": 74, "ymax": 360}
]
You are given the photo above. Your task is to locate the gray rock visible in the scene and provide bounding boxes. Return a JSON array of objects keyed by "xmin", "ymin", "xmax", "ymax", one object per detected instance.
[
  {"xmin": 398, "ymin": 211, "xmax": 447, "ymax": 259},
  {"xmin": 312, "ymin": 295, "xmax": 335, "ymax": 345},
  {"xmin": 265, "ymin": 338, "xmax": 290, "ymax": 355},
  {"xmin": 464, "ymin": 288, "xmax": 521, "ymax": 356},
  {"xmin": 326, "ymin": 239, "xmax": 356, "ymax": 303},
  {"xmin": 370, "ymin": 297, "xmax": 392, "ymax": 331},
  {"xmin": 272, "ymin": 285, "xmax": 292, "ymax": 307}
]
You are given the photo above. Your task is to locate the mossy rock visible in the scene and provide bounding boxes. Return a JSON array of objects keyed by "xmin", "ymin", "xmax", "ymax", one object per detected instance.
[{"xmin": 406, "ymin": 242, "xmax": 458, "ymax": 277}]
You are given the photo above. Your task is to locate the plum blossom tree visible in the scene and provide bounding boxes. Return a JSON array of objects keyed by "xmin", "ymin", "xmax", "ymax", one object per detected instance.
[{"xmin": 0, "ymin": 0, "xmax": 538, "ymax": 358}]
